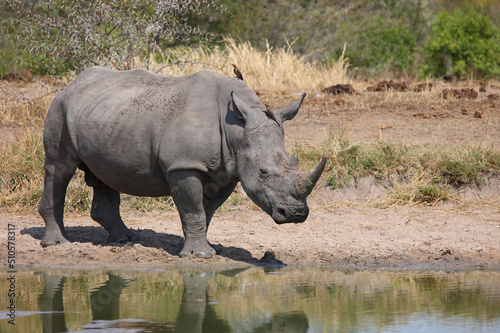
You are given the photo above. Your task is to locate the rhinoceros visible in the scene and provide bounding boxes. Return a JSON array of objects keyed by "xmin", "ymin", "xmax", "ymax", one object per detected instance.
[{"xmin": 38, "ymin": 66, "xmax": 326, "ymax": 258}]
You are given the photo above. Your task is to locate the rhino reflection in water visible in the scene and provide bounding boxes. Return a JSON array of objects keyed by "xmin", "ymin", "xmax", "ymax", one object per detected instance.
[
  {"xmin": 37, "ymin": 273, "xmax": 128, "ymax": 333},
  {"xmin": 175, "ymin": 268, "xmax": 309, "ymax": 332},
  {"xmin": 176, "ymin": 269, "xmax": 232, "ymax": 331},
  {"xmin": 37, "ymin": 274, "xmax": 67, "ymax": 333},
  {"xmin": 36, "ymin": 270, "xmax": 309, "ymax": 332},
  {"xmin": 90, "ymin": 274, "xmax": 128, "ymax": 320},
  {"xmin": 38, "ymin": 67, "xmax": 326, "ymax": 258}
]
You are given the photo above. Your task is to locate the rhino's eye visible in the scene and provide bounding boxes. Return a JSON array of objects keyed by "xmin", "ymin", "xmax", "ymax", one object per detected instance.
[{"xmin": 259, "ymin": 168, "xmax": 270, "ymax": 179}]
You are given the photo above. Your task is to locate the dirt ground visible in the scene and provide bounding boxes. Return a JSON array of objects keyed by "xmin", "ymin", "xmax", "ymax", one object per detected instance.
[
  {"xmin": 2, "ymin": 194, "xmax": 500, "ymax": 270},
  {"xmin": 1, "ymin": 78, "xmax": 500, "ymax": 270}
]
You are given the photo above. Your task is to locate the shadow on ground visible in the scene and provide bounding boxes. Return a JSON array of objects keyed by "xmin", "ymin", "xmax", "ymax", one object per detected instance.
[{"xmin": 20, "ymin": 226, "xmax": 282, "ymax": 265}]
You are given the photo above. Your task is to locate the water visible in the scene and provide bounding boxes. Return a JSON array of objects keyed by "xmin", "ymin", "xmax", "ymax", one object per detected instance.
[{"xmin": 1, "ymin": 267, "xmax": 499, "ymax": 332}]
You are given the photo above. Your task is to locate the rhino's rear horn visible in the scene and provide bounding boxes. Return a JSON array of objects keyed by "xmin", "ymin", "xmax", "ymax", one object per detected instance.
[{"xmin": 295, "ymin": 156, "xmax": 327, "ymax": 198}]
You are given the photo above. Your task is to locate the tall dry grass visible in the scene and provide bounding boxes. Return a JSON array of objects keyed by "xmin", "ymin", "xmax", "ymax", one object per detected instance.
[{"xmin": 151, "ymin": 38, "xmax": 351, "ymax": 91}]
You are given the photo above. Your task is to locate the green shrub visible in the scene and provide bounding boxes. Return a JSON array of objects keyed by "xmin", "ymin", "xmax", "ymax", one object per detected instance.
[
  {"xmin": 423, "ymin": 8, "xmax": 500, "ymax": 78},
  {"xmin": 345, "ymin": 18, "xmax": 417, "ymax": 76}
]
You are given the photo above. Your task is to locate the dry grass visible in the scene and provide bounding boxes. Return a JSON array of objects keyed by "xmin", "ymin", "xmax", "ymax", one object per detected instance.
[
  {"xmin": 0, "ymin": 82, "xmax": 55, "ymax": 126},
  {"xmin": 152, "ymin": 38, "xmax": 351, "ymax": 92},
  {"xmin": 0, "ymin": 130, "xmax": 45, "ymax": 209}
]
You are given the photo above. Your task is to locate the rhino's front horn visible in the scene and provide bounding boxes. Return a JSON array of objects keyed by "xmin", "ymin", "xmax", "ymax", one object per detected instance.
[{"xmin": 295, "ymin": 156, "xmax": 327, "ymax": 198}]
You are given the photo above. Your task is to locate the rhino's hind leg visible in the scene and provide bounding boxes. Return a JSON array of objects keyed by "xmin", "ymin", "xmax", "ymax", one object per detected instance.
[
  {"xmin": 39, "ymin": 164, "xmax": 75, "ymax": 247},
  {"xmin": 90, "ymin": 182, "xmax": 141, "ymax": 244},
  {"xmin": 169, "ymin": 170, "xmax": 215, "ymax": 258}
]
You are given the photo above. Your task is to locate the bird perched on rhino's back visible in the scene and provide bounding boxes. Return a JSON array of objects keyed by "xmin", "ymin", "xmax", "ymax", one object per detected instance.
[{"xmin": 231, "ymin": 64, "xmax": 244, "ymax": 81}]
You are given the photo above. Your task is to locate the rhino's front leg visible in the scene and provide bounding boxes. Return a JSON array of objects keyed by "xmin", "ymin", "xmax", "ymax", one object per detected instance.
[{"xmin": 169, "ymin": 170, "xmax": 215, "ymax": 258}]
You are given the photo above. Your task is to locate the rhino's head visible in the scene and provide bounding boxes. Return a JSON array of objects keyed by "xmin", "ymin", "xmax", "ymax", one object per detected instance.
[{"xmin": 232, "ymin": 92, "xmax": 326, "ymax": 224}]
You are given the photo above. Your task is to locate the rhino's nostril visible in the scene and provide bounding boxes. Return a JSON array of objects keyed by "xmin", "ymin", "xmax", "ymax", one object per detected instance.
[{"xmin": 272, "ymin": 207, "xmax": 288, "ymax": 223}]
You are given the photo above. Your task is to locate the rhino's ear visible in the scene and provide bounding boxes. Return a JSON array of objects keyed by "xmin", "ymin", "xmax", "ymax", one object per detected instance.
[
  {"xmin": 232, "ymin": 92, "xmax": 259, "ymax": 124},
  {"xmin": 275, "ymin": 93, "xmax": 306, "ymax": 123}
]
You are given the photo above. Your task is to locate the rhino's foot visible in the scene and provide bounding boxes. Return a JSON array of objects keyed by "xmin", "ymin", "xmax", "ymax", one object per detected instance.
[
  {"xmin": 107, "ymin": 229, "xmax": 141, "ymax": 244},
  {"xmin": 41, "ymin": 233, "xmax": 72, "ymax": 247},
  {"xmin": 179, "ymin": 240, "xmax": 215, "ymax": 258}
]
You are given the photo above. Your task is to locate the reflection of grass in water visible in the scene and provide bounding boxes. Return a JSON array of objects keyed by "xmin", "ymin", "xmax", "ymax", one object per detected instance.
[
  {"xmin": 0, "ymin": 270, "xmax": 185, "ymax": 332},
  {"xmin": 207, "ymin": 268, "xmax": 500, "ymax": 331},
  {"xmin": 0, "ymin": 269, "xmax": 499, "ymax": 332}
]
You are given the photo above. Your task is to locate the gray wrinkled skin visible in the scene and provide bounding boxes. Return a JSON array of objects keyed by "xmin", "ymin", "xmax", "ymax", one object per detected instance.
[{"xmin": 38, "ymin": 67, "xmax": 326, "ymax": 258}]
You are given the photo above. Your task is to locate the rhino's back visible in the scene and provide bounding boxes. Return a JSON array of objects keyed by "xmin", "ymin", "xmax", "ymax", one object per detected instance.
[{"xmin": 55, "ymin": 67, "xmax": 226, "ymax": 196}]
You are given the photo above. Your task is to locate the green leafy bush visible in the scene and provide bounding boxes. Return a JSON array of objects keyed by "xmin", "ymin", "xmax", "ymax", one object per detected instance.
[
  {"xmin": 344, "ymin": 18, "xmax": 417, "ymax": 76},
  {"xmin": 423, "ymin": 8, "xmax": 500, "ymax": 78}
]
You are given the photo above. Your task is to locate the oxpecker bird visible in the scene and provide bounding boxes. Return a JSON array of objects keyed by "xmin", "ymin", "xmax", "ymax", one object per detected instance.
[
  {"xmin": 231, "ymin": 64, "xmax": 244, "ymax": 81},
  {"xmin": 264, "ymin": 103, "xmax": 278, "ymax": 124}
]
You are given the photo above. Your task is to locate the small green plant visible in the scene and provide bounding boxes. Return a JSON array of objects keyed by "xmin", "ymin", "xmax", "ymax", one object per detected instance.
[
  {"xmin": 429, "ymin": 147, "xmax": 499, "ymax": 186},
  {"xmin": 218, "ymin": 191, "xmax": 247, "ymax": 212},
  {"xmin": 227, "ymin": 192, "xmax": 245, "ymax": 206},
  {"xmin": 387, "ymin": 181, "xmax": 449, "ymax": 206},
  {"xmin": 292, "ymin": 130, "xmax": 500, "ymax": 206},
  {"xmin": 438, "ymin": 158, "xmax": 480, "ymax": 186},
  {"xmin": 327, "ymin": 176, "xmax": 339, "ymax": 189},
  {"xmin": 296, "ymin": 136, "xmax": 415, "ymax": 190},
  {"xmin": 415, "ymin": 184, "xmax": 449, "ymax": 204}
]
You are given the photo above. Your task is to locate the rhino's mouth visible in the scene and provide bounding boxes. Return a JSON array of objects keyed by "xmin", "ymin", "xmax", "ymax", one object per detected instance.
[{"xmin": 272, "ymin": 205, "xmax": 308, "ymax": 224}]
